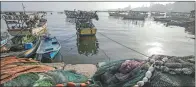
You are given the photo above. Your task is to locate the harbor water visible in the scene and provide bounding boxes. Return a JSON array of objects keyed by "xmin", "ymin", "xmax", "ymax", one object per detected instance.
[{"xmin": 1, "ymin": 12, "xmax": 194, "ymax": 64}]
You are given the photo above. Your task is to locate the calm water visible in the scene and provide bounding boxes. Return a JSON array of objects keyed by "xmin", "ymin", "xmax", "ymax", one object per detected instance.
[{"xmin": 1, "ymin": 12, "xmax": 194, "ymax": 64}]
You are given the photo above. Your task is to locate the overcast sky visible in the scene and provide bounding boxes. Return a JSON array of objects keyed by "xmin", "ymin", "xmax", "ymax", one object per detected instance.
[{"xmin": 1, "ymin": 2, "xmax": 174, "ymax": 11}]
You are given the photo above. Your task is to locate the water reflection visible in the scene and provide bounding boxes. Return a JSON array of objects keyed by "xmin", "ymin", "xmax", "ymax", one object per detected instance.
[
  {"xmin": 123, "ymin": 20, "xmax": 145, "ymax": 27},
  {"xmin": 76, "ymin": 35, "xmax": 99, "ymax": 56},
  {"xmin": 146, "ymin": 42, "xmax": 164, "ymax": 55},
  {"xmin": 108, "ymin": 16, "xmax": 123, "ymax": 20}
]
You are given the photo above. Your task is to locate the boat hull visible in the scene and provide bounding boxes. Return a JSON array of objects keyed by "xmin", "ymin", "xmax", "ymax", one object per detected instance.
[
  {"xmin": 1, "ymin": 38, "xmax": 8, "ymax": 47},
  {"xmin": 123, "ymin": 15, "xmax": 145, "ymax": 20},
  {"xmin": 7, "ymin": 23, "xmax": 47, "ymax": 36},
  {"xmin": 36, "ymin": 36, "xmax": 61, "ymax": 61},
  {"xmin": 78, "ymin": 28, "xmax": 97, "ymax": 36},
  {"xmin": 23, "ymin": 37, "xmax": 41, "ymax": 58}
]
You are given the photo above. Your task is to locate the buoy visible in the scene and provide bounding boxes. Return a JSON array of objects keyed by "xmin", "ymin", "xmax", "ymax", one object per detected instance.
[
  {"xmin": 162, "ymin": 57, "xmax": 168, "ymax": 62},
  {"xmin": 80, "ymin": 83, "xmax": 87, "ymax": 87},
  {"xmin": 137, "ymin": 81, "xmax": 144, "ymax": 86},
  {"xmin": 142, "ymin": 77, "xmax": 148, "ymax": 82},
  {"xmin": 150, "ymin": 59, "xmax": 155, "ymax": 64},
  {"xmin": 148, "ymin": 66, "xmax": 154, "ymax": 72},
  {"xmin": 56, "ymin": 84, "xmax": 64, "ymax": 87},
  {"xmin": 145, "ymin": 71, "xmax": 152, "ymax": 78},
  {"xmin": 67, "ymin": 82, "xmax": 76, "ymax": 87}
]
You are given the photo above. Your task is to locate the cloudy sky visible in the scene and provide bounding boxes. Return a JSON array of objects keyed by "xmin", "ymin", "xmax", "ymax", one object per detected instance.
[{"xmin": 1, "ymin": 2, "xmax": 174, "ymax": 11}]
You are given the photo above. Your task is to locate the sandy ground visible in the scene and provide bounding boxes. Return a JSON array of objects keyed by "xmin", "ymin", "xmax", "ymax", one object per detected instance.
[{"xmin": 42, "ymin": 63, "xmax": 97, "ymax": 78}]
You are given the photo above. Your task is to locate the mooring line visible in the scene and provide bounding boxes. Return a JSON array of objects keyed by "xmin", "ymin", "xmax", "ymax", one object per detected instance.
[
  {"xmin": 98, "ymin": 32, "xmax": 150, "ymax": 58},
  {"xmin": 99, "ymin": 48, "xmax": 111, "ymax": 61},
  {"xmin": 61, "ymin": 34, "xmax": 77, "ymax": 42}
]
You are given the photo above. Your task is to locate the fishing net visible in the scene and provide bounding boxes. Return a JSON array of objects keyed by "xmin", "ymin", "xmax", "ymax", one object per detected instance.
[
  {"xmin": 92, "ymin": 59, "xmax": 148, "ymax": 87},
  {"xmin": 92, "ymin": 55, "xmax": 195, "ymax": 87},
  {"xmin": 146, "ymin": 55, "xmax": 195, "ymax": 87},
  {"xmin": 3, "ymin": 70, "xmax": 88, "ymax": 86},
  {"xmin": 0, "ymin": 57, "xmax": 55, "ymax": 84}
]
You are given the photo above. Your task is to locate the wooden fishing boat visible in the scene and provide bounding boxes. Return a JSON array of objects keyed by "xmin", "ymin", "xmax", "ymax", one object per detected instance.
[
  {"xmin": 2, "ymin": 12, "xmax": 47, "ymax": 36},
  {"xmin": 1, "ymin": 35, "xmax": 40, "ymax": 58},
  {"xmin": 2, "ymin": 4, "xmax": 47, "ymax": 36},
  {"xmin": 36, "ymin": 35, "xmax": 61, "ymax": 61},
  {"xmin": 76, "ymin": 18, "xmax": 97, "ymax": 36},
  {"xmin": 64, "ymin": 10, "xmax": 99, "ymax": 20}
]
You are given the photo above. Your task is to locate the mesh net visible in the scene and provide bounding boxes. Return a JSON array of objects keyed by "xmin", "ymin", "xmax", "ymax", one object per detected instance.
[
  {"xmin": 92, "ymin": 55, "xmax": 195, "ymax": 87},
  {"xmin": 147, "ymin": 55, "xmax": 195, "ymax": 87},
  {"xmin": 92, "ymin": 59, "xmax": 148, "ymax": 87},
  {"xmin": 3, "ymin": 70, "xmax": 88, "ymax": 86}
]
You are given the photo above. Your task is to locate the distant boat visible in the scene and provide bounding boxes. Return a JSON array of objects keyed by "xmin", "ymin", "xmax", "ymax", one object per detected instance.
[
  {"xmin": 123, "ymin": 11, "xmax": 148, "ymax": 20},
  {"xmin": 36, "ymin": 35, "xmax": 61, "ymax": 60}
]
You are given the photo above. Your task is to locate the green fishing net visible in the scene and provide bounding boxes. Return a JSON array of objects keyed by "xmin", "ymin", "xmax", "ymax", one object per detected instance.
[
  {"xmin": 3, "ymin": 73, "xmax": 39, "ymax": 86},
  {"xmin": 3, "ymin": 70, "xmax": 88, "ymax": 86}
]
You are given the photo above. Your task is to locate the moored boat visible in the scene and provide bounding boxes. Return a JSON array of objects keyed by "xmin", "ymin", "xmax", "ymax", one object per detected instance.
[
  {"xmin": 123, "ymin": 11, "xmax": 148, "ymax": 20},
  {"xmin": 76, "ymin": 18, "xmax": 97, "ymax": 36},
  {"xmin": 36, "ymin": 34, "xmax": 61, "ymax": 61},
  {"xmin": 2, "ymin": 12, "xmax": 47, "ymax": 36},
  {"xmin": 1, "ymin": 34, "xmax": 40, "ymax": 58}
]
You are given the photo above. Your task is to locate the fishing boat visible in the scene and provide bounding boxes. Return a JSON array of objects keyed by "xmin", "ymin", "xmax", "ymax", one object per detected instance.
[
  {"xmin": 2, "ymin": 4, "xmax": 47, "ymax": 36},
  {"xmin": 64, "ymin": 10, "xmax": 99, "ymax": 20},
  {"xmin": 150, "ymin": 11, "xmax": 166, "ymax": 17},
  {"xmin": 64, "ymin": 10, "xmax": 77, "ymax": 18},
  {"xmin": 76, "ymin": 18, "xmax": 97, "ymax": 36},
  {"xmin": 1, "ymin": 34, "xmax": 41, "ymax": 58},
  {"xmin": 36, "ymin": 34, "xmax": 61, "ymax": 61},
  {"xmin": 108, "ymin": 11, "xmax": 127, "ymax": 17},
  {"xmin": 123, "ymin": 11, "xmax": 148, "ymax": 20}
]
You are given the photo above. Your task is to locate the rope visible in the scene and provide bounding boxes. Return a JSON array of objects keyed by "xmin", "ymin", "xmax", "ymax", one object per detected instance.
[
  {"xmin": 99, "ymin": 48, "xmax": 111, "ymax": 61},
  {"xmin": 60, "ymin": 34, "xmax": 76, "ymax": 43},
  {"xmin": 98, "ymin": 32, "xmax": 150, "ymax": 58}
]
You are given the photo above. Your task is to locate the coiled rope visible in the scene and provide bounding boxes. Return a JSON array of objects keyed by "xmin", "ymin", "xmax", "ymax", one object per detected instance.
[{"xmin": 98, "ymin": 32, "xmax": 150, "ymax": 58}]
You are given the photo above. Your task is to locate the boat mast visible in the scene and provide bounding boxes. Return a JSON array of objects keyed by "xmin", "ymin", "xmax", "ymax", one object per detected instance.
[
  {"xmin": 21, "ymin": 3, "xmax": 26, "ymax": 28},
  {"xmin": 22, "ymin": 3, "xmax": 26, "ymax": 14}
]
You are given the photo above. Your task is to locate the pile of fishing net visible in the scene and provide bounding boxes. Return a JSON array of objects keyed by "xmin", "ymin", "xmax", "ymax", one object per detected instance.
[
  {"xmin": 1, "ymin": 57, "xmax": 88, "ymax": 86},
  {"xmin": 3, "ymin": 70, "xmax": 88, "ymax": 86},
  {"xmin": 92, "ymin": 55, "xmax": 195, "ymax": 87}
]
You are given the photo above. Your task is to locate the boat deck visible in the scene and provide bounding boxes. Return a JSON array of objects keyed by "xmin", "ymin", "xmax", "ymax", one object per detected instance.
[{"xmin": 36, "ymin": 37, "xmax": 61, "ymax": 54}]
